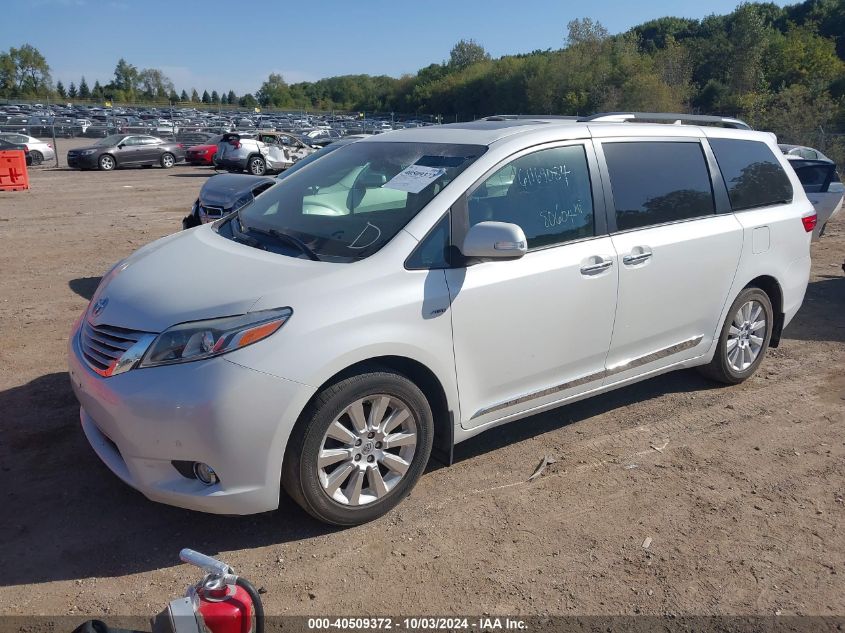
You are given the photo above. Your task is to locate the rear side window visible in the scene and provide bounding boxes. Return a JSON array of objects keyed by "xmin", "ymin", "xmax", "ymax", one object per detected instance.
[
  {"xmin": 709, "ymin": 139, "xmax": 793, "ymax": 211},
  {"xmin": 603, "ymin": 142, "xmax": 715, "ymax": 231}
]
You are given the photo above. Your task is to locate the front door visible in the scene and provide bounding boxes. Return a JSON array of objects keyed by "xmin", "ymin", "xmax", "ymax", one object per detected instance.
[{"xmin": 446, "ymin": 142, "xmax": 619, "ymax": 429}]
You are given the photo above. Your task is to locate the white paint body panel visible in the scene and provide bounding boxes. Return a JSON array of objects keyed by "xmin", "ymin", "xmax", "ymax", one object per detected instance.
[{"xmin": 68, "ymin": 121, "xmax": 813, "ymax": 514}]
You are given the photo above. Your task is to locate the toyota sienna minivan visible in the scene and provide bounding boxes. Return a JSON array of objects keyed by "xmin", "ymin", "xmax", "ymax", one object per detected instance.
[{"xmin": 69, "ymin": 114, "xmax": 814, "ymax": 525}]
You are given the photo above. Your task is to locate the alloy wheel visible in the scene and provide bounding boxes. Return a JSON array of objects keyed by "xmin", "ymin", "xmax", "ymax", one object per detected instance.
[
  {"xmin": 726, "ymin": 300, "xmax": 767, "ymax": 372},
  {"xmin": 317, "ymin": 394, "xmax": 418, "ymax": 506}
]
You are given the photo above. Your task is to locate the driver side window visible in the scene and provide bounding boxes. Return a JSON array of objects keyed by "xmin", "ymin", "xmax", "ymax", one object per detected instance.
[{"xmin": 467, "ymin": 145, "xmax": 594, "ymax": 249}]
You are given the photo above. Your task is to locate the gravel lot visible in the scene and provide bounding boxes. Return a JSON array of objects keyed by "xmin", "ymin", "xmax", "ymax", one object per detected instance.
[{"xmin": 1, "ymin": 143, "xmax": 843, "ymax": 621}]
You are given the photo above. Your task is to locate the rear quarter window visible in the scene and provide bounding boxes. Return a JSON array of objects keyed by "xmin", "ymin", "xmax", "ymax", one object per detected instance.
[{"xmin": 709, "ymin": 138, "xmax": 793, "ymax": 211}]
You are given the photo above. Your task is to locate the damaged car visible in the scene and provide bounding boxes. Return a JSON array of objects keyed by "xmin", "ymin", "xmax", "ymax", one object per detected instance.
[{"xmin": 213, "ymin": 131, "xmax": 317, "ymax": 175}]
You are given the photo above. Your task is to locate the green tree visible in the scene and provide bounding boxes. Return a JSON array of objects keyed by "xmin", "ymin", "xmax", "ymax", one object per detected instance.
[
  {"xmin": 239, "ymin": 93, "xmax": 257, "ymax": 108},
  {"xmin": 448, "ymin": 39, "xmax": 490, "ymax": 70},
  {"xmin": 727, "ymin": 4, "xmax": 769, "ymax": 95},
  {"xmin": 78, "ymin": 76, "xmax": 90, "ymax": 99},
  {"xmin": 169, "ymin": 89, "xmax": 179, "ymax": 102},
  {"xmin": 8, "ymin": 44, "xmax": 51, "ymax": 94},
  {"xmin": 190, "ymin": 88, "xmax": 199, "ymax": 102},
  {"xmin": 227, "ymin": 90, "xmax": 236, "ymax": 104},
  {"xmin": 180, "ymin": 89, "xmax": 189, "ymax": 101},
  {"xmin": 257, "ymin": 73, "xmax": 290, "ymax": 106},
  {"xmin": 137, "ymin": 68, "xmax": 174, "ymax": 99},
  {"xmin": 113, "ymin": 58, "xmax": 138, "ymax": 92},
  {"xmin": 201, "ymin": 89, "xmax": 210, "ymax": 103},
  {"xmin": 211, "ymin": 90, "xmax": 220, "ymax": 103},
  {"xmin": 68, "ymin": 81, "xmax": 77, "ymax": 98},
  {"xmin": 56, "ymin": 80, "xmax": 66, "ymax": 98}
]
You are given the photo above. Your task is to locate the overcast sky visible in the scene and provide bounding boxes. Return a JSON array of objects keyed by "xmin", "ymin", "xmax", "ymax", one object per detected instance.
[{"xmin": 5, "ymin": 0, "xmax": 792, "ymax": 94}]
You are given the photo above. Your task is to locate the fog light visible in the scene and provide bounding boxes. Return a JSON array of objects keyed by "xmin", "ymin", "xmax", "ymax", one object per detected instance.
[{"xmin": 193, "ymin": 462, "xmax": 219, "ymax": 485}]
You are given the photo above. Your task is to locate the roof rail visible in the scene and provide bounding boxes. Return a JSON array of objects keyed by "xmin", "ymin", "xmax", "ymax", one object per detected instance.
[
  {"xmin": 579, "ymin": 112, "xmax": 752, "ymax": 130},
  {"xmin": 483, "ymin": 114, "xmax": 581, "ymax": 121}
]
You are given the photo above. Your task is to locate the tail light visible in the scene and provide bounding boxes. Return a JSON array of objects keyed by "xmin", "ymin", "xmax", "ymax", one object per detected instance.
[
  {"xmin": 801, "ymin": 213, "xmax": 818, "ymax": 233},
  {"xmin": 48, "ymin": 143, "xmax": 53, "ymax": 148},
  {"xmin": 23, "ymin": 145, "xmax": 28, "ymax": 151},
  {"xmin": 178, "ymin": 144, "xmax": 184, "ymax": 149}
]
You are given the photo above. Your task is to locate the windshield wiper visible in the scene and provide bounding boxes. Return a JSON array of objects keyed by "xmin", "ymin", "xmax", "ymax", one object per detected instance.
[
  {"xmin": 242, "ymin": 224, "xmax": 321, "ymax": 261},
  {"xmin": 231, "ymin": 233, "xmax": 267, "ymax": 250}
]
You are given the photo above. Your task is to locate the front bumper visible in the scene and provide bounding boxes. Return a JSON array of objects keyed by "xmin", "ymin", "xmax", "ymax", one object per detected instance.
[{"xmin": 68, "ymin": 328, "xmax": 315, "ymax": 514}]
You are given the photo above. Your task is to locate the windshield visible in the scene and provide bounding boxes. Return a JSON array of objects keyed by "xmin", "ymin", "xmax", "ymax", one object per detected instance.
[
  {"xmin": 95, "ymin": 134, "xmax": 125, "ymax": 146},
  {"xmin": 234, "ymin": 141, "xmax": 486, "ymax": 261}
]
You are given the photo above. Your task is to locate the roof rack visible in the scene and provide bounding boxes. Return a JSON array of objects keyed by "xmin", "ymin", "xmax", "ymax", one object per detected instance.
[
  {"xmin": 483, "ymin": 114, "xmax": 581, "ymax": 121},
  {"xmin": 579, "ymin": 112, "xmax": 751, "ymax": 130}
]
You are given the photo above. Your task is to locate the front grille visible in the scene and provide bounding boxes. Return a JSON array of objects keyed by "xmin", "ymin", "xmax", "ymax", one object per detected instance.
[
  {"xmin": 80, "ymin": 321, "xmax": 150, "ymax": 374},
  {"xmin": 200, "ymin": 205, "xmax": 225, "ymax": 222}
]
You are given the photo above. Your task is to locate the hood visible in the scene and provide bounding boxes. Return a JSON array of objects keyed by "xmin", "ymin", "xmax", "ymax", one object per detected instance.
[
  {"xmin": 89, "ymin": 225, "xmax": 334, "ymax": 333},
  {"xmin": 199, "ymin": 173, "xmax": 275, "ymax": 209}
]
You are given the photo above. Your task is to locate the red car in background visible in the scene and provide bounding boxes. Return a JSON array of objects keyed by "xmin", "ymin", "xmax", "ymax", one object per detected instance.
[{"xmin": 185, "ymin": 134, "xmax": 224, "ymax": 166}]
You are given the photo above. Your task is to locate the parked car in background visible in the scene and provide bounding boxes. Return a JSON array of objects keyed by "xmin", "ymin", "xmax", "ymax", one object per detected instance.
[
  {"xmin": 784, "ymin": 154, "xmax": 843, "ymax": 239},
  {"xmin": 67, "ymin": 134, "xmax": 186, "ymax": 171},
  {"xmin": 183, "ymin": 136, "xmax": 363, "ymax": 228},
  {"xmin": 0, "ymin": 137, "xmax": 32, "ymax": 165},
  {"xmin": 0, "ymin": 133, "xmax": 54, "ymax": 164},
  {"xmin": 779, "ymin": 143, "xmax": 832, "ymax": 161},
  {"xmin": 185, "ymin": 134, "xmax": 224, "ymax": 166},
  {"xmin": 214, "ymin": 131, "xmax": 316, "ymax": 175}
]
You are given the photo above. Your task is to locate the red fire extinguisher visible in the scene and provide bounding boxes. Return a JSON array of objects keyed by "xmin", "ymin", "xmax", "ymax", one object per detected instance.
[{"xmin": 153, "ymin": 549, "xmax": 265, "ymax": 633}]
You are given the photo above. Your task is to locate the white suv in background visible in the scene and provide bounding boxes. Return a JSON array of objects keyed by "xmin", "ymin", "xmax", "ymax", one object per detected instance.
[{"xmin": 68, "ymin": 114, "xmax": 813, "ymax": 525}]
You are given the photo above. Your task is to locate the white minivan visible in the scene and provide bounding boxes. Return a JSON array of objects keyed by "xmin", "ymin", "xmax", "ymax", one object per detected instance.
[{"xmin": 68, "ymin": 115, "xmax": 814, "ymax": 525}]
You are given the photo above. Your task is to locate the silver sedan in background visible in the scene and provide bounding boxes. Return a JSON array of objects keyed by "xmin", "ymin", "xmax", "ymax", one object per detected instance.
[{"xmin": 0, "ymin": 132, "xmax": 56, "ymax": 165}]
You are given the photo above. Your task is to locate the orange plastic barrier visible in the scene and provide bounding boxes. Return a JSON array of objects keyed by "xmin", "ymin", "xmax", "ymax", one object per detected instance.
[{"xmin": 0, "ymin": 150, "xmax": 29, "ymax": 191}]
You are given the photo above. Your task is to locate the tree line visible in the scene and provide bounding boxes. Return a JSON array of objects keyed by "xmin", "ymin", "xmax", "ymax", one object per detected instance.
[{"xmin": 1, "ymin": 0, "xmax": 844, "ymax": 152}]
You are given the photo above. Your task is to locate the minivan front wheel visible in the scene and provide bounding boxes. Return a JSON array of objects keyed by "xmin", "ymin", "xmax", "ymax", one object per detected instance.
[
  {"xmin": 700, "ymin": 287, "xmax": 773, "ymax": 384},
  {"xmin": 283, "ymin": 369, "xmax": 433, "ymax": 525}
]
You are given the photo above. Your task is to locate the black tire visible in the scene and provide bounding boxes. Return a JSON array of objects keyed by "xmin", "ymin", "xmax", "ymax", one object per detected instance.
[
  {"xmin": 247, "ymin": 155, "xmax": 266, "ymax": 176},
  {"xmin": 699, "ymin": 287, "xmax": 773, "ymax": 385},
  {"xmin": 98, "ymin": 154, "xmax": 115, "ymax": 171},
  {"xmin": 282, "ymin": 368, "xmax": 434, "ymax": 526},
  {"xmin": 30, "ymin": 150, "xmax": 44, "ymax": 166},
  {"xmin": 160, "ymin": 152, "xmax": 176, "ymax": 169}
]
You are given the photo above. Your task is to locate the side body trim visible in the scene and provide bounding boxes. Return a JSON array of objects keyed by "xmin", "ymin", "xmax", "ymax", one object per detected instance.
[{"xmin": 470, "ymin": 335, "xmax": 703, "ymax": 420}]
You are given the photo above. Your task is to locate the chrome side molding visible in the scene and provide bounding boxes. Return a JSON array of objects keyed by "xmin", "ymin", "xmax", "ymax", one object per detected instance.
[{"xmin": 471, "ymin": 335, "xmax": 704, "ymax": 419}]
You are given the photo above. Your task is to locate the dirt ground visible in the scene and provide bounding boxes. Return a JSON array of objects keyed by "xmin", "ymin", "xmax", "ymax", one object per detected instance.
[{"xmin": 0, "ymin": 139, "xmax": 843, "ymax": 621}]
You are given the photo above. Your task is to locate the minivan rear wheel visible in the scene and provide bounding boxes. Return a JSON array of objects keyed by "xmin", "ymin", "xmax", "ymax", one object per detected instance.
[
  {"xmin": 283, "ymin": 369, "xmax": 433, "ymax": 526},
  {"xmin": 699, "ymin": 287, "xmax": 773, "ymax": 384}
]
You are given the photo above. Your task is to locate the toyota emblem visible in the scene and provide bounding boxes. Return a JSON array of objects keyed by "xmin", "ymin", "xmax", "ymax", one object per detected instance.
[{"xmin": 92, "ymin": 296, "xmax": 109, "ymax": 317}]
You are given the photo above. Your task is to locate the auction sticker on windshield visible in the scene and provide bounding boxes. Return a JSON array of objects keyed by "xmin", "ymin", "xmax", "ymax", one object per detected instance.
[{"xmin": 383, "ymin": 165, "xmax": 446, "ymax": 194}]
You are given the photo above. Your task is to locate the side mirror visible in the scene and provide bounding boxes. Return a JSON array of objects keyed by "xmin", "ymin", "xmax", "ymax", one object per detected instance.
[
  {"xmin": 461, "ymin": 221, "xmax": 527, "ymax": 259},
  {"xmin": 117, "ymin": 143, "xmax": 125, "ymax": 149}
]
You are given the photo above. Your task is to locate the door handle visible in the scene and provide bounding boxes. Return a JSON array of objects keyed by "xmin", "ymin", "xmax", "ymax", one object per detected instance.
[
  {"xmin": 622, "ymin": 250, "xmax": 653, "ymax": 265},
  {"xmin": 580, "ymin": 258, "xmax": 613, "ymax": 275}
]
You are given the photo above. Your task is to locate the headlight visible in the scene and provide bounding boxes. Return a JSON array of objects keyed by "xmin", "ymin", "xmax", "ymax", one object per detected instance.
[
  {"xmin": 139, "ymin": 308, "xmax": 292, "ymax": 368},
  {"xmin": 81, "ymin": 149, "xmax": 97, "ymax": 155}
]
